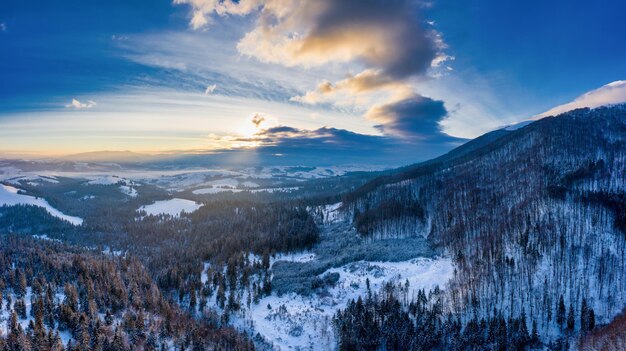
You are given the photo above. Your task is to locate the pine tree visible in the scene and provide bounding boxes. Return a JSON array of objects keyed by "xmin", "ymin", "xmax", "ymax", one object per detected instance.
[
  {"xmin": 580, "ymin": 298, "xmax": 589, "ymax": 332},
  {"xmin": 531, "ymin": 320, "xmax": 540, "ymax": 347},
  {"xmin": 104, "ymin": 310, "xmax": 114, "ymax": 327},
  {"xmin": 556, "ymin": 295, "xmax": 566, "ymax": 330},
  {"xmin": 566, "ymin": 303, "xmax": 575, "ymax": 332}
]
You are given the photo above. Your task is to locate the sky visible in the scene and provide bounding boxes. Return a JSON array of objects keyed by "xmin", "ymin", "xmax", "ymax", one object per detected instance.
[{"xmin": 1, "ymin": 0, "xmax": 625, "ymax": 166}]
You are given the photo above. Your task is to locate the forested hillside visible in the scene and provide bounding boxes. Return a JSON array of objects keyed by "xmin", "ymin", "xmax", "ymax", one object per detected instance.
[
  {"xmin": 0, "ymin": 236, "xmax": 254, "ymax": 350},
  {"xmin": 342, "ymin": 105, "xmax": 626, "ymax": 344}
]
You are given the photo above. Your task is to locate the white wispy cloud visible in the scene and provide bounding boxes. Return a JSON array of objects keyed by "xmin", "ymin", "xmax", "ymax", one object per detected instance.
[
  {"xmin": 66, "ymin": 99, "xmax": 97, "ymax": 109},
  {"xmin": 204, "ymin": 84, "xmax": 217, "ymax": 95},
  {"xmin": 0, "ymin": 23, "xmax": 6, "ymax": 32}
]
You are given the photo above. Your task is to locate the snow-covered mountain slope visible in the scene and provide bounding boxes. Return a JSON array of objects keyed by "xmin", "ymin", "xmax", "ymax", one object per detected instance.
[
  {"xmin": 341, "ymin": 105, "xmax": 626, "ymax": 341},
  {"xmin": 0, "ymin": 184, "xmax": 83, "ymax": 225}
]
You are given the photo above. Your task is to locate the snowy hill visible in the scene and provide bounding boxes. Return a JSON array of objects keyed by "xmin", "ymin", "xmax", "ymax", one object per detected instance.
[{"xmin": 341, "ymin": 105, "xmax": 626, "ymax": 343}]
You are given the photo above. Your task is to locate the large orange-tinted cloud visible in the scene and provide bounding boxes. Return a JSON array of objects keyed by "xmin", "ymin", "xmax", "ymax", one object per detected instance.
[{"xmin": 175, "ymin": 0, "xmax": 452, "ymax": 140}]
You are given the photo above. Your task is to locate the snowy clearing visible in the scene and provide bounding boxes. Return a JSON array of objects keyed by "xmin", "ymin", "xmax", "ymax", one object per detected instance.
[
  {"xmin": 229, "ymin": 257, "xmax": 454, "ymax": 350},
  {"xmin": 270, "ymin": 252, "xmax": 317, "ymax": 267},
  {"xmin": 193, "ymin": 187, "xmax": 243, "ymax": 195},
  {"xmin": 207, "ymin": 178, "xmax": 239, "ymax": 188},
  {"xmin": 0, "ymin": 184, "xmax": 83, "ymax": 225},
  {"xmin": 139, "ymin": 198, "xmax": 202, "ymax": 217}
]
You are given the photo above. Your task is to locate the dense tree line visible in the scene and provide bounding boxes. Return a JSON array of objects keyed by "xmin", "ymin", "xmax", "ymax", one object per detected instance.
[
  {"xmin": 335, "ymin": 282, "xmax": 544, "ymax": 351},
  {"xmin": 0, "ymin": 236, "xmax": 254, "ymax": 351}
]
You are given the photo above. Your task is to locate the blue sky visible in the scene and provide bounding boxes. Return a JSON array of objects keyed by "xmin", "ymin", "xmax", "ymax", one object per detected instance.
[{"xmin": 1, "ymin": 0, "xmax": 625, "ymax": 165}]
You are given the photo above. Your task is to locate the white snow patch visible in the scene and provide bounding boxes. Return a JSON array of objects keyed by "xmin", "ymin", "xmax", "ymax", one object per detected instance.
[
  {"xmin": 119, "ymin": 185, "xmax": 137, "ymax": 197},
  {"xmin": 86, "ymin": 175, "xmax": 124, "ymax": 185},
  {"xmin": 249, "ymin": 187, "xmax": 300, "ymax": 194},
  {"xmin": 139, "ymin": 198, "xmax": 202, "ymax": 217},
  {"xmin": 193, "ymin": 187, "xmax": 242, "ymax": 195},
  {"xmin": 102, "ymin": 247, "xmax": 125, "ymax": 256},
  {"xmin": 271, "ymin": 252, "xmax": 317, "ymax": 267},
  {"xmin": 0, "ymin": 184, "xmax": 83, "ymax": 225},
  {"xmin": 207, "ymin": 178, "xmax": 239, "ymax": 188}
]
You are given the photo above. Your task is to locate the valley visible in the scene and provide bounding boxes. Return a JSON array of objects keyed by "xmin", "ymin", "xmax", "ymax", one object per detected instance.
[{"xmin": 0, "ymin": 106, "xmax": 624, "ymax": 350}]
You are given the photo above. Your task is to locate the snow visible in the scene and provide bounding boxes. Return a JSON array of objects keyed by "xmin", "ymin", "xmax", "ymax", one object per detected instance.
[
  {"xmin": 3, "ymin": 175, "xmax": 59, "ymax": 186},
  {"xmin": 102, "ymin": 247, "xmax": 125, "ymax": 256},
  {"xmin": 207, "ymin": 178, "xmax": 239, "ymax": 188},
  {"xmin": 0, "ymin": 184, "xmax": 84, "ymax": 225},
  {"xmin": 229, "ymin": 257, "xmax": 454, "ymax": 350},
  {"xmin": 86, "ymin": 175, "xmax": 124, "ymax": 185},
  {"xmin": 193, "ymin": 187, "xmax": 242, "ymax": 195},
  {"xmin": 32, "ymin": 234, "xmax": 61, "ymax": 242},
  {"xmin": 0, "ymin": 287, "xmax": 72, "ymax": 345},
  {"xmin": 119, "ymin": 185, "xmax": 137, "ymax": 197},
  {"xmin": 192, "ymin": 186, "xmax": 300, "ymax": 195},
  {"xmin": 249, "ymin": 187, "xmax": 300, "ymax": 194},
  {"xmin": 320, "ymin": 202, "xmax": 343, "ymax": 223},
  {"xmin": 139, "ymin": 198, "xmax": 202, "ymax": 217},
  {"xmin": 270, "ymin": 252, "xmax": 317, "ymax": 267}
]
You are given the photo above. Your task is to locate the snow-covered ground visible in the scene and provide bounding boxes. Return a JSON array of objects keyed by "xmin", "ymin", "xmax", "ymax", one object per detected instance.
[
  {"xmin": 270, "ymin": 252, "xmax": 317, "ymax": 267},
  {"xmin": 0, "ymin": 184, "xmax": 83, "ymax": 225},
  {"xmin": 207, "ymin": 178, "xmax": 239, "ymax": 188},
  {"xmin": 138, "ymin": 198, "xmax": 202, "ymax": 217},
  {"xmin": 249, "ymin": 187, "xmax": 300, "ymax": 194},
  {"xmin": 0, "ymin": 288, "xmax": 70, "ymax": 343},
  {"xmin": 119, "ymin": 185, "xmax": 137, "ymax": 197},
  {"xmin": 205, "ymin": 256, "xmax": 454, "ymax": 350},
  {"xmin": 241, "ymin": 181, "xmax": 259, "ymax": 188},
  {"xmin": 86, "ymin": 175, "xmax": 124, "ymax": 185},
  {"xmin": 193, "ymin": 187, "xmax": 243, "ymax": 195}
]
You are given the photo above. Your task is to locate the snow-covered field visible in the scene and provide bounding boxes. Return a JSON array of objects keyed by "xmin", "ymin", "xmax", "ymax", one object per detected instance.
[
  {"xmin": 86, "ymin": 175, "xmax": 124, "ymax": 185},
  {"xmin": 0, "ymin": 184, "xmax": 83, "ymax": 225},
  {"xmin": 193, "ymin": 187, "xmax": 242, "ymax": 195},
  {"xmin": 138, "ymin": 198, "xmax": 202, "ymax": 217},
  {"xmin": 206, "ymin": 256, "xmax": 454, "ymax": 350}
]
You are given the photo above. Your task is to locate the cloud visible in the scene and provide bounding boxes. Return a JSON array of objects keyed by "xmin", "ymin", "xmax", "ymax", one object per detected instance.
[
  {"xmin": 65, "ymin": 99, "xmax": 97, "ymax": 109},
  {"xmin": 174, "ymin": 0, "xmax": 261, "ymax": 30},
  {"xmin": 111, "ymin": 34, "xmax": 129, "ymax": 41},
  {"xmin": 366, "ymin": 94, "xmax": 451, "ymax": 139},
  {"xmin": 234, "ymin": 0, "xmax": 444, "ymax": 79},
  {"xmin": 220, "ymin": 124, "xmax": 462, "ymax": 165},
  {"xmin": 173, "ymin": 0, "xmax": 453, "ymax": 141},
  {"xmin": 204, "ymin": 84, "xmax": 217, "ymax": 94},
  {"xmin": 0, "ymin": 23, "xmax": 6, "ymax": 32},
  {"xmin": 291, "ymin": 69, "xmax": 413, "ymax": 105},
  {"xmin": 537, "ymin": 80, "xmax": 626, "ymax": 117},
  {"xmin": 251, "ymin": 113, "xmax": 265, "ymax": 127}
]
